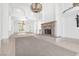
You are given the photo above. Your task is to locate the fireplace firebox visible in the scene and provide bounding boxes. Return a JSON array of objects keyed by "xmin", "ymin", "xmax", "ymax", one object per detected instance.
[{"xmin": 45, "ymin": 29, "xmax": 51, "ymax": 35}]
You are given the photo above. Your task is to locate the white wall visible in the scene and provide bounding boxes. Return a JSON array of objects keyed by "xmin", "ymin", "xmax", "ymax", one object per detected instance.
[
  {"xmin": 63, "ymin": 10, "xmax": 79, "ymax": 39},
  {"xmin": 55, "ymin": 3, "xmax": 79, "ymax": 39},
  {"xmin": 42, "ymin": 3, "xmax": 55, "ymax": 20}
]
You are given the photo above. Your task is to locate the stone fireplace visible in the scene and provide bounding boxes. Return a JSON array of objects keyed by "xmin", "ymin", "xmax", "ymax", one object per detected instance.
[{"xmin": 41, "ymin": 21, "xmax": 56, "ymax": 37}]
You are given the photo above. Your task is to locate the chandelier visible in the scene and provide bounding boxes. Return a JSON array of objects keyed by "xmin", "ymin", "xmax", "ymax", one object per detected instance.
[{"xmin": 31, "ymin": 3, "xmax": 42, "ymax": 13}]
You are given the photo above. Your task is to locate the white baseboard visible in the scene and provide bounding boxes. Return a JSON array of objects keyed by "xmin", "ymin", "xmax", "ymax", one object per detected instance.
[
  {"xmin": 55, "ymin": 36, "xmax": 79, "ymax": 43},
  {"xmin": 62, "ymin": 37, "xmax": 79, "ymax": 40},
  {"xmin": 55, "ymin": 36, "xmax": 79, "ymax": 44},
  {"xmin": 54, "ymin": 36, "xmax": 63, "ymax": 42},
  {"xmin": 56, "ymin": 38, "xmax": 62, "ymax": 42}
]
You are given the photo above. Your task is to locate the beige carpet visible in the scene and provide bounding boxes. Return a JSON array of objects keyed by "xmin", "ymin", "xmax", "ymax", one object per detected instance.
[{"xmin": 15, "ymin": 36, "xmax": 76, "ymax": 56}]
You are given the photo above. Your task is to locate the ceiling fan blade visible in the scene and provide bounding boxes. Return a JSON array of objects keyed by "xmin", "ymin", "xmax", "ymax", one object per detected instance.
[{"xmin": 63, "ymin": 7, "xmax": 74, "ymax": 13}]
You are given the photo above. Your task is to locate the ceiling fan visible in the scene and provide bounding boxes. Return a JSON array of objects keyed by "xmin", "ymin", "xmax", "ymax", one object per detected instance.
[{"xmin": 63, "ymin": 3, "xmax": 79, "ymax": 13}]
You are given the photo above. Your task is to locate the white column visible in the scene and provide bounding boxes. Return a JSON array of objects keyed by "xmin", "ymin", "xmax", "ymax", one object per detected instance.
[
  {"xmin": 2, "ymin": 3, "xmax": 9, "ymax": 39},
  {"xmin": 0, "ymin": 4, "xmax": 2, "ymax": 48},
  {"xmin": 55, "ymin": 4, "xmax": 63, "ymax": 37},
  {"xmin": 0, "ymin": 4, "xmax": 2, "ymax": 40},
  {"xmin": 55, "ymin": 4, "xmax": 64, "ymax": 42}
]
